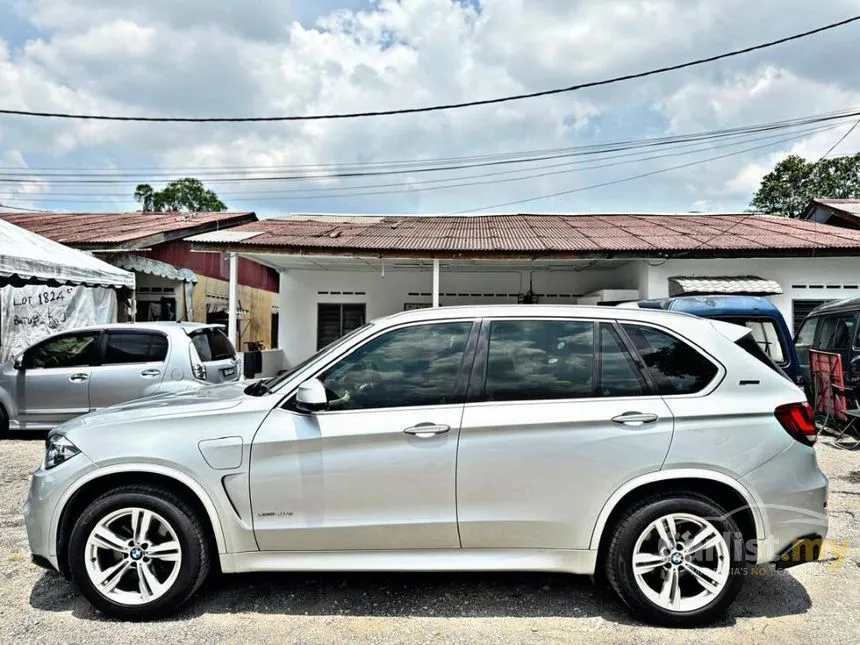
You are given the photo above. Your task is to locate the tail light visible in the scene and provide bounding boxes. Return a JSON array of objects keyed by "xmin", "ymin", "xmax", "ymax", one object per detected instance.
[
  {"xmin": 188, "ymin": 346, "xmax": 207, "ymax": 381},
  {"xmin": 774, "ymin": 402, "xmax": 817, "ymax": 446}
]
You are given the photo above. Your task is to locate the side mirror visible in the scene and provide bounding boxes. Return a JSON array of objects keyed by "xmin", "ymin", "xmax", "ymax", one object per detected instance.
[{"xmin": 295, "ymin": 378, "xmax": 328, "ymax": 413}]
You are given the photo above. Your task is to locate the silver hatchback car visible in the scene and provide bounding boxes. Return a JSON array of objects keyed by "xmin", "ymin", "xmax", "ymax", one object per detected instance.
[
  {"xmin": 23, "ymin": 306, "xmax": 827, "ymax": 626},
  {"xmin": 0, "ymin": 322, "xmax": 239, "ymax": 432}
]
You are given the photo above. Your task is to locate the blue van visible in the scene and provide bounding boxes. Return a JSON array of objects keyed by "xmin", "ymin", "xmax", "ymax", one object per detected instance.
[{"xmin": 629, "ymin": 295, "xmax": 801, "ymax": 385}]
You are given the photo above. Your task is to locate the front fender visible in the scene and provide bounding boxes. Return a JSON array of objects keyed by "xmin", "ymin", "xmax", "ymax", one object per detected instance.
[{"xmin": 50, "ymin": 463, "xmax": 230, "ymax": 558}]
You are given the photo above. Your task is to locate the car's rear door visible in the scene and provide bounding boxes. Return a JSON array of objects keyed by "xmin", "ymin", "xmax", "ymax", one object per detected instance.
[
  {"xmin": 16, "ymin": 330, "xmax": 101, "ymax": 428},
  {"xmin": 250, "ymin": 319, "xmax": 477, "ymax": 551},
  {"xmin": 88, "ymin": 329, "xmax": 169, "ymax": 408},
  {"xmin": 456, "ymin": 318, "xmax": 674, "ymax": 550}
]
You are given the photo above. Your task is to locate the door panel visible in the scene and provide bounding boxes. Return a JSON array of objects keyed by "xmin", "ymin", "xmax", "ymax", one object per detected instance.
[
  {"xmin": 250, "ymin": 404, "xmax": 463, "ymax": 550},
  {"xmin": 17, "ymin": 367, "xmax": 92, "ymax": 427},
  {"xmin": 16, "ymin": 331, "xmax": 99, "ymax": 428},
  {"xmin": 89, "ymin": 331, "xmax": 168, "ymax": 408},
  {"xmin": 457, "ymin": 396, "xmax": 673, "ymax": 549},
  {"xmin": 455, "ymin": 318, "xmax": 673, "ymax": 550},
  {"xmin": 250, "ymin": 319, "xmax": 477, "ymax": 551}
]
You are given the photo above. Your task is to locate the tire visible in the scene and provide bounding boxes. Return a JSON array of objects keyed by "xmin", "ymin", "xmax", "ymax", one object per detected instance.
[
  {"xmin": 0, "ymin": 404, "xmax": 9, "ymax": 438},
  {"xmin": 604, "ymin": 492, "xmax": 746, "ymax": 627},
  {"xmin": 67, "ymin": 485, "xmax": 211, "ymax": 620}
]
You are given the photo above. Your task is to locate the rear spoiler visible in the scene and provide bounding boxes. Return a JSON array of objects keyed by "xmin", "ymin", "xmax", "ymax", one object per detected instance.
[
  {"xmin": 184, "ymin": 324, "xmax": 227, "ymax": 336},
  {"xmin": 709, "ymin": 319, "xmax": 751, "ymax": 342}
]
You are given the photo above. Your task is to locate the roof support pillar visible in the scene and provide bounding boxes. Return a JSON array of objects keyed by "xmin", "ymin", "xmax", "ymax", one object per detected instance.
[
  {"xmin": 228, "ymin": 252, "xmax": 239, "ymax": 349},
  {"xmin": 432, "ymin": 259, "xmax": 440, "ymax": 308}
]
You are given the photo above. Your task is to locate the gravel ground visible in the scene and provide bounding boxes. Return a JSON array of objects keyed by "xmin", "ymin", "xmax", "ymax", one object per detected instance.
[{"xmin": 1, "ymin": 435, "xmax": 858, "ymax": 645}]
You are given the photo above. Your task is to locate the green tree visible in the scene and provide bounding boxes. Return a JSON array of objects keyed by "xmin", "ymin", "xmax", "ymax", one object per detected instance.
[
  {"xmin": 134, "ymin": 178, "xmax": 227, "ymax": 212},
  {"xmin": 750, "ymin": 153, "xmax": 860, "ymax": 217}
]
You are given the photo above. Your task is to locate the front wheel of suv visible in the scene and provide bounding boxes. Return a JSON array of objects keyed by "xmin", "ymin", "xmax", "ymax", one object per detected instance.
[
  {"xmin": 604, "ymin": 492, "xmax": 747, "ymax": 627},
  {"xmin": 67, "ymin": 485, "xmax": 211, "ymax": 620}
]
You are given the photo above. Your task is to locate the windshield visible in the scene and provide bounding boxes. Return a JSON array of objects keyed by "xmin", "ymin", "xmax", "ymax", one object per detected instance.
[{"xmin": 261, "ymin": 324, "xmax": 372, "ymax": 392}]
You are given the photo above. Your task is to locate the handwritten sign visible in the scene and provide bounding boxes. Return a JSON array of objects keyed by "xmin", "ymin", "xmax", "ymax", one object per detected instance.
[{"xmin": 0, "ymin": 284, "xmax": 117, "ymax": 361}]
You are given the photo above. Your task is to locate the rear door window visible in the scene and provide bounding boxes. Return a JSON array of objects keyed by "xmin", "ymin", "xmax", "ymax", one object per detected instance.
[
  {"xmin": 103, "ymin": 331, "xmax": 168, "ymax": 365},
  {"xmin": 190, "ymin": 328, "xmax": 235, "ymax": 362},
  {"xmin": 484, "ymin": 320, "xmax": 595, "ymax": 402},
  {"xmin": 622, "ymin": 324, "xmax": 718, "ymax": 395}
]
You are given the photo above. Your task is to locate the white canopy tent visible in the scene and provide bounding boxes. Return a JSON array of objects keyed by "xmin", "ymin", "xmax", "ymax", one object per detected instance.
[
  {"xmin": 0, "ymin": 218, "xmax": 136, "ymax": 361},
  {"xmin": 0, "ymin": 218, "xmax": 134, "ymax": 289}
]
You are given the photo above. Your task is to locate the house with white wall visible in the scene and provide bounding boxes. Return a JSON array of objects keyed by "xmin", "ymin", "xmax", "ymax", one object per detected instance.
[{"xmin": 188, "ymin": 212, "xmax": 860, "ymax": 368}]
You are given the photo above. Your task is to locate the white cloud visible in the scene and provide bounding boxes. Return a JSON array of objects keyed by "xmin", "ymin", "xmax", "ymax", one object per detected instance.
[{"xmin": 1, "ymin": 0, "xmax": 860, "ymax": 215}]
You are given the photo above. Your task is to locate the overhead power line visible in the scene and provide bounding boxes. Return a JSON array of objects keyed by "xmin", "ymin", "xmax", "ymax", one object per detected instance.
[
  {"xmin": 1, "ymin": 15, "xmax": 859, "ymax": 123},
  {"xmin": 0, "ymin": 122, "xmax": 841, "ymax": 204},
  {"xmin": 0, "ymin": 123, "xmax": 840, "ymax": 208},
  {"xmin": 2, "ymin": 108, "xmax": 859, "ymax": 189}
]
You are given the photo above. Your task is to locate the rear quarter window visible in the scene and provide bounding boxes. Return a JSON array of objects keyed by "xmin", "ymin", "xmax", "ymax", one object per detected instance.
[
  {"xmin": 622, "ymin": 324, "xmax": 718, "ymax": 395},
  {"xmin": 190, "ymin": 328, "xmax": 235, "ymax": 361}
]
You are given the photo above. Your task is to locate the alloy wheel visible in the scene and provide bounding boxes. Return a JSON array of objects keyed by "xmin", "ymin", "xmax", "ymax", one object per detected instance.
[
  {"xmin": 84, "ymin": 507, "xmax": 182, "ymax": 606},
  {"xmin": 631, "ymin": 512, "xmax": 731, "ymax": 612}
]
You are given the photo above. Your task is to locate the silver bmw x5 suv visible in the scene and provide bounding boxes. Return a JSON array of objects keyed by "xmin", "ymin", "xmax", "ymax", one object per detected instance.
[{"xmin": 23, "ymin": 305, "xmax": 827, "ymax": 626}]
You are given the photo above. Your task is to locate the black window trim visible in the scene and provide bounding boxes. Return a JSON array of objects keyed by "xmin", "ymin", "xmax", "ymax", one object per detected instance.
[
  {"xmin": 286, "ymin": 317, "xmax": 481, "ymax": 414},
  {"xmin": 616, "ymin": 319, "xmax": 725, "ymax": 397},
  {"xmin": 603, "ymin": 321, "xmax": 658, "ymax": 396},
  {"xmin": 97, "ymin": 328, "xmax": 170, "ymax": 367}
]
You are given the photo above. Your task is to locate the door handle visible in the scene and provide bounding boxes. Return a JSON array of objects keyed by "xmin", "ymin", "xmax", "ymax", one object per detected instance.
[
  {"xmin": 611, "ymin": 411, "xmax": 659, "ymax": 426},
  {"xmin": 69, "ymin": 373, "xmax": 89, "ymax": 383},
  {"xmin": 140, "ymin": 368, "xmax": 161, "ymax": 378},
  {"xmin": 403, "ymin": 423, "xmax": 450, "ymax": 437}
]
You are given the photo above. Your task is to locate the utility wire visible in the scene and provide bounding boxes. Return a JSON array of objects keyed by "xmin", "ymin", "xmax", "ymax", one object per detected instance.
[
  {"xmin": 450, "ymin": 130, "xmax": 841, "ymax": 215},
  {"xmin": 3, "ymin": 110, "xmax": 859, "ymax": 187},
  {"xmin": 1, "ymin": 15, "xmax": 859, "ymax": 123},
  {"xmin": 0, "ymin": 122, "xmax": 840, "ymax": 204},
  {"xmin": 686, "ymin": 118, "xmax": 860, "ymax": 251},
  {"xmin": 3, "ymin": 105, "xmax": 860, "ymax": 174},
  {"xmin": 0, "ymin": 125, "xmax": 836, "ymax": 208}
]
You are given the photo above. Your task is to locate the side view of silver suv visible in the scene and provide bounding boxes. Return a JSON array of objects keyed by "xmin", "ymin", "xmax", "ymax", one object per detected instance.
[
  {"xmin": 22, "ymin": 306, "xmax": 827, "ymax": 626},
  {"xmin": 0, "ymin": 322, "xmax": 238, "ymax": 432}
]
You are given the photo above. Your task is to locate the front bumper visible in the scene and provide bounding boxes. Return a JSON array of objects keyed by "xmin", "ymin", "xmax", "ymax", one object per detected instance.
[{"xmin": 23, "ymin": 453, "xmax": 98, "ymax": 571}]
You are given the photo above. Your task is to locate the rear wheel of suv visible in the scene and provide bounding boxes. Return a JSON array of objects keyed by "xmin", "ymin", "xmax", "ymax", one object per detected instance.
[
  {"xmin": 605, "ymin": 492, "xmax": 747, "ymax": 627},
  {"xmin": 67, "ymin": 485, "xmax": 211, "ymax": 620}
]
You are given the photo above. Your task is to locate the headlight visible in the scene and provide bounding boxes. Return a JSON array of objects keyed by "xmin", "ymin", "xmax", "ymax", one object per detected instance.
[{"xmin": 45, "ymin": 435, "xmax": 81, "ymax": 470}]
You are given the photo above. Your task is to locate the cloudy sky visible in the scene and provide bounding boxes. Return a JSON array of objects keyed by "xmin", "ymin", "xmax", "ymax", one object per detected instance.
[{"xmin": 1, "ymin": 0, "xmax": 860, "ymax": 217}]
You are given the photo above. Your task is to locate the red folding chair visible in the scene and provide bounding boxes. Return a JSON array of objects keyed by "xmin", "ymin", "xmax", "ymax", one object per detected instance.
[{"xmin": 810, "ymin": 349, "xmax": 860, "ymax": 448}]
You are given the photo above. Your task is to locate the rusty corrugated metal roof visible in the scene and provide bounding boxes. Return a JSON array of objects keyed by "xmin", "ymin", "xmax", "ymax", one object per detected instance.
[
  {"xmin": 0, "ymin": 211, "xmax": 257, "ymax": 250},
  {"xmin": 186, "ymin": 213, "xmax": 860, "ymax": 258}
]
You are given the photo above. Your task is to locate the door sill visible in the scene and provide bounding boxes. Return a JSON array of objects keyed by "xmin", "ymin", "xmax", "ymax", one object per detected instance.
[{"xmin": 220, "ymin": 548, "xmax": 597, "ymax": 575}]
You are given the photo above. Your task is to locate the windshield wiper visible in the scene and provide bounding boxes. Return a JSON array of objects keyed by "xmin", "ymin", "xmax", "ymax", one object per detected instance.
[{"xmin": 244, "ymin": 379, "xmax": 272, "ymax": 396}]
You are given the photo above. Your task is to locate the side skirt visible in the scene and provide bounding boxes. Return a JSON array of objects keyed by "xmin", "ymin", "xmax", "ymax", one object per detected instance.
[{"xmin": 220, "ymin": 548, "xmax": 598, "ymax": 575}]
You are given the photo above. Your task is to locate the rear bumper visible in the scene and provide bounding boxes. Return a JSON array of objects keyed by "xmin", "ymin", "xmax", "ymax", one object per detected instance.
[
  {"xmin": 740, "ymin": 441, "xmax": 828, "ymax": 565},
  {"xmin": 774, "ymin": 533, "xmax": 825, "ymax": 569}
]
